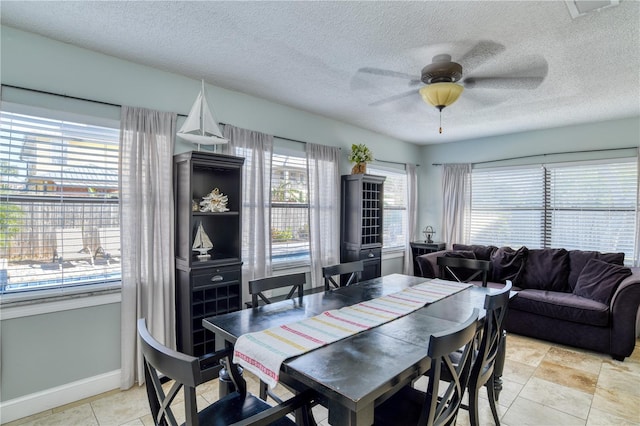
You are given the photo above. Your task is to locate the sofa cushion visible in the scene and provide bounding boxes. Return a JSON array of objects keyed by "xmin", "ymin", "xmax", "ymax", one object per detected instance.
[
  {"xmin": 490, "ymin": 246, "xmax": 528, "ymax": 285},
  {"xmin": 452, "ymin": 244, "xmax": 497, "ymax": 261},
  {"xmin": 573, "ymin": 258, "xmax": 632, "ymax": 304},
  {"xmin": 441, "ymin": 250, "xmax": 477, "ymax": 281},
  {"xmin": 568, "ymin": 250, "xmax": 625, "ymax": 290},
  {"xmin": 521, "ymin": 248, "xmax": 570, "ymax": 292},
  {"xmin": 509, "ymin": 289, "xmax": 610, "ymax": 326}
]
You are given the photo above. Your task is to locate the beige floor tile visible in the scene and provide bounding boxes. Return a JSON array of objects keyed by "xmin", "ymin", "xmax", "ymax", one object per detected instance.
[
  {"xmin": 519, "ymin": 377, "xmax": 593, "ymax": 419},
  {"xmin": 543, "ymin": 346, "xmax": 604, "ymax": 374},
  {"xmin": 118, "ymin": 420, "xmax": 145, "ymax": 426},
  {"xmin": 454, "ymin": 398, "xmax": 509, "ymax": 426},
  {"xmin": 502, "ymin": 397, "xmax": 586, "ymax": 426},
  {"xmin": 602, "ymin": 357, "xmax": 640, "ymax": 377},
  {"xmin": 502, "ymin": 358, "xmax": 537, "ymax": 385},
  {"xmin": 591, "ymin": 386, "xmax": 640, "ymax": 423},
  {"xmin": 505, "ymin": 334, "xmax": 551, "ymax": 367},
  {"xmin": 312, "ymin": 404, "xmax": 329, "ymax": 423},
  {"xmin": 8, "ymin": 404, "xmax": 98, "ymax": 426},
  {"xmin": 90, "ymin": 385, "xmax": 151, "ymax": 426},
  {"xmin": 2, "ymin": 410, "xmax": 53, "ymax": 426},
  {"xmin": 478, "ymin": 377, "xmax": 523, "ymax": 408},
  {"xmin": 534, "ymin": 360, "xmax": 598, "ymax": 394},
  {"xmin": 597, "ymin": 362, "xmax": 640, "ymax": 395},
  {"xmin": 587, "ymin": 407, "xmax": 640, "ymax": 426}
]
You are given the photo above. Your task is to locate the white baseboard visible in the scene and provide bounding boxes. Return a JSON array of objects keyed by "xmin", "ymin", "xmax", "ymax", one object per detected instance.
[{"xmin": 0, "ymin": 370, "xmax": 120, "ymax": 424}]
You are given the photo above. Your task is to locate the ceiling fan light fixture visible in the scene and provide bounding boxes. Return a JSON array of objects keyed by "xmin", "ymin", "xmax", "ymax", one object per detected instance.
[
  {"xmin": 419, "ymin": 83, "xmax": 464, "ymax": 134},
  {"xmin": 419, "ymin": 82, "xmax": 464, "ymax": 109}
]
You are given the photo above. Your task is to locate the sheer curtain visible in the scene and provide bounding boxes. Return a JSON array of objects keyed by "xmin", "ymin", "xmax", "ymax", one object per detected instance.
[
  {"xmin": 307, "ymin": 143, "xmax": 341, "ymax": 288},
  {"xmin": 404, "ymin": 163, "xmax": 418, "ymax": 274},
  {"xmin": 119, "ymin": 106, "xmax": 176, "ymax": 389},
  {"xmin": 222, "ymin": 125, "xmax": 273, "ymax": 302},
  {"xmin": 441, "ymin": 163, "xmax": 471, "ymax": 248}
]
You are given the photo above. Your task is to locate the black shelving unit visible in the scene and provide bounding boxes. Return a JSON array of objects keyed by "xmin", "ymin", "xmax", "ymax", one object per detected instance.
[
  {"xmin": 340, "ymin": 174, "xmax": 385, "ymax": 281},
  {"xmin": 174, "ymin": 151, "xmax": 244, "ymax": 357}
]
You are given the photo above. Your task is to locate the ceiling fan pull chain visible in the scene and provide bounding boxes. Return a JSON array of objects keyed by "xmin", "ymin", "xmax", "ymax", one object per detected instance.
[{"xmin": 439, "ymin": 110, "xmax": 443, "ymax": 134}]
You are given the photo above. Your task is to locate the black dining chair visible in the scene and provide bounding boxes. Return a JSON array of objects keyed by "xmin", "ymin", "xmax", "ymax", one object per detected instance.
[
  {"xmin": 246, "ymin": 273, "xmax": 307, "ymax": 309},
  {"xmin": 137, "ymin": 318, "xmax": 316, "ymax": 426},
  {"xmin": 246, "ymin": 273, "xmax": 307, "ymax": 402},
  {"xmin": 322, "ymin": 261, "xmax": 364, "ymax": 291},
  {"xmin": 374, "ymin": 309, "xmax": 480, "ymax": 426},
  {"xmin": 437, "ymin": 256, "xmax": 491, "ymax": 287}
]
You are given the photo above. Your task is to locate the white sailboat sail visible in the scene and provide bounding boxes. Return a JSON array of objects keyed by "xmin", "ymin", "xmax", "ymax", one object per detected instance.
[
  {"xmin": 178, "ymin": 80, "xmax": 228, "ymax": 148},
  {"xmin": 192, "ymin": 222, "xmax": 213, "ymax": 259}
]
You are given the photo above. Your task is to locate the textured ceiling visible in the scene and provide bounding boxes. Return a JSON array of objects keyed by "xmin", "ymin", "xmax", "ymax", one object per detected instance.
[{"xmin": 1, "ymin": 1, "xmax": 639, "ymax": 145}]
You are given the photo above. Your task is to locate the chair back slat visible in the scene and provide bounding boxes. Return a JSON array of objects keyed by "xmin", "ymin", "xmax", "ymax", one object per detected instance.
[
  {"xmin": 322, "ymin": 261, "xmax": 364, "ymax": 291},
  {"xmin": 248, "ymin": 273, "xmax": 306, "ymax": 308},
  {"xmin": 437, "ymin": 257, "xmax": 491, "ymax": 287}
]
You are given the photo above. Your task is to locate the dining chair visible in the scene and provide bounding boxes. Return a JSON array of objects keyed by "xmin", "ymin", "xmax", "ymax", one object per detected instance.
[
  {"xmin": 247, "ymin": 272, "xmax": 306, "ymax": 309},
  {"xmin": 137, "ymin": 318, "xmax": 316, "ymax": 426},
  {"xmin": 246, "ymin": 273, "xmax": 307, "ymax": 402},
  {"xmin": 322, "ymin": 260, "xmax": 364, "ymax": 291},
  {"xmin": 437, "ymin": 256, "xmax": 491, "ymax": 287},
  {"xmin": 374, "ymin": 309, "xmax": 480, "ymax": 426}
]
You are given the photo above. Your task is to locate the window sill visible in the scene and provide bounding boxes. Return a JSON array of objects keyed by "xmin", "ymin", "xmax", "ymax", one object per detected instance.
[{"xmin": 0, "ymin": 282, "xmax": 121, "ymax": 320}]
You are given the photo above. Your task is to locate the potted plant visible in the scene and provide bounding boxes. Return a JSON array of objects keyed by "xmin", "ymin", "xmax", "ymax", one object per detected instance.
[{"xmin": 348, "ymin": 143, "xmax": 373, "ymax": 174}]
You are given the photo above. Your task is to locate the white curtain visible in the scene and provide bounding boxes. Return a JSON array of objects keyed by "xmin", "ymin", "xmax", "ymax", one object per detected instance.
[
  {"xmin": 441, "ymin": 163, "xmax": 471, "ymax": 248},
  {"xmin": 222, "ymin": 125, "xmax": 273, "ymax": 302},
  {"xmin": 307, "ymin": 143, "xmax": 341, "ymax": 288},
  {"xmin": 119, "ymin": 106, "xmax": 176, "ymax": 389},
  {"xmin": 404, "ymin": 163, "xmax": 418, "ymax": 274}
]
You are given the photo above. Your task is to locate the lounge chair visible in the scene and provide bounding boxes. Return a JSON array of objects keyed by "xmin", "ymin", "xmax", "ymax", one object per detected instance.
[
  {"xmin": 96, "ymin": 227, "xmax": 121, "ymax": 262},
  {"xmin": 53, "ymin": 228, "xmax": 94, "ymax": 265}
]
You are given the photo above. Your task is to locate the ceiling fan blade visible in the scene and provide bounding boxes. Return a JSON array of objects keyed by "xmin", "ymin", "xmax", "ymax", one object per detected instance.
[
  {"xmin": 457, "ymin": 40, "xmax": 506, "ymax": 74},
  {"xmin": 369, "ymin": 89, "xmax": 418, "ymax": 107},
  {"xmin": 462, "ymin": 76, "xmax": 546, "ymax": 90},
  {"xmin": 357, "ymin": 67, "xmax": 421, "ymax": 84}
]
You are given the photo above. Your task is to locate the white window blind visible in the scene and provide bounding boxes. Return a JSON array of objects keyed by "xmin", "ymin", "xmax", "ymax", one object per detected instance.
[
  {"xmin": 469, "ymin": 166, "xmax": 545, "ymax": 248},
  {"xmin": 271, "ymin": 152, "xmax": 310, "ymax": 265},
  {"xmin": 547, "ymin": 160, "xmax": 637, "ymax": 259},
  {"xmin": 0, "ymin": 110, "xmax": 120, "ymax": 294},
  {"xmin": 368, "ymin": 166, "xmax": 408, "ymax": 250}
]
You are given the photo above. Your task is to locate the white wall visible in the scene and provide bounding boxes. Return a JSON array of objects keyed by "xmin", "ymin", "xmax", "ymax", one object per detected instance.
[
  {"xmin": 418, "ymin": 117, "xmax": 640, "ymax": 244},
  {"xmin": 0, "ymin": 25, "xmax": 419, "ymax": 420}
]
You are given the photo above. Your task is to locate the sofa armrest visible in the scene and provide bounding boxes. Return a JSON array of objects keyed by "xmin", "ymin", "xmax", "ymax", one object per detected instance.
[
  {"xmin": 415, "ymin": 250, "xmax": 449, "ymax": 278},
  {"xmin": 609, "ymin": 267, "xmax": 640, "ymax": 358}
]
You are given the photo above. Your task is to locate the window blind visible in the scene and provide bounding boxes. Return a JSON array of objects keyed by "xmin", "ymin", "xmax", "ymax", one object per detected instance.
[
  {"xmin": 0, "ymin": 110, "xmax": 120, "ymax": 294},
  {"xmin": 469, "ymin": 166, "xmax": 545, "ymax": 248}
]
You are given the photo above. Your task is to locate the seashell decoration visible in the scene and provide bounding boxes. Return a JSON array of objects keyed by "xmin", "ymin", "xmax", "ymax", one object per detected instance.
[{"xmin": 199, "ymin": 187, "xmax": 229, "ymax": 212}]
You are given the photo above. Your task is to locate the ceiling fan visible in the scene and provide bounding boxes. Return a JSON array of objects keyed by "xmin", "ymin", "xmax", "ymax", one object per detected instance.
[{"xmin": 354, "ymin": 41, "xmax": 548, "ymax": 133}]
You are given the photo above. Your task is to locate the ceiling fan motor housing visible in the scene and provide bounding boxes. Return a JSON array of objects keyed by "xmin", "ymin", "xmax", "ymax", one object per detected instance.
[{"xmin": 421, "ymin": 58, "xmax": 463, "ymax": 84}]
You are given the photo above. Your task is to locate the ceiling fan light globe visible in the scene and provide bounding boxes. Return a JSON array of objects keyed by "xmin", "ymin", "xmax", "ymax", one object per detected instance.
[{"xmin": 419, "ymin": 83, "xmax": 464, "ymax": 109}]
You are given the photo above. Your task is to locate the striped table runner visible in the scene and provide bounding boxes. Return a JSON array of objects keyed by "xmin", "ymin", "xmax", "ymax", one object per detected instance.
[{"xmin": 233, "ymin": 279, "xmax": 472, "ymax": 388}]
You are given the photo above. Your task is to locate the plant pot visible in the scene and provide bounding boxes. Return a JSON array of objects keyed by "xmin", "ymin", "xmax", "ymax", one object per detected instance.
[{"xmin": 351, "ymin": 162, "xmax": 367, "ymax": 174}]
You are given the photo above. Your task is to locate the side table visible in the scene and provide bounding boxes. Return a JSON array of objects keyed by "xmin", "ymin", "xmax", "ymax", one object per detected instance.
[{"xmin": 409, "ymin": 241, "xmax": 446, "ymax": 276}]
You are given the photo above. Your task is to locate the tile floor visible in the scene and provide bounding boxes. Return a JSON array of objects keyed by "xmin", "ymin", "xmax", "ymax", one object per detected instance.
[{"xmin": 5, "ymin": 334, "xmax": 640, "ymax": 426}]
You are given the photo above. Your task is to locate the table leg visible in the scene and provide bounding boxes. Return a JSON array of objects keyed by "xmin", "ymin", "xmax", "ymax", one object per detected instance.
[{"xmin": 328, "ymin": 400, "xmax": 373, "ymax": 426}]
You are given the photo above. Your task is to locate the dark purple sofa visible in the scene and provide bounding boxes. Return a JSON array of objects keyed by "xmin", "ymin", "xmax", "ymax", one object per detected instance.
[{"xmin": 416, "ymin": 244, "xmax": 640, "ymax": 361}]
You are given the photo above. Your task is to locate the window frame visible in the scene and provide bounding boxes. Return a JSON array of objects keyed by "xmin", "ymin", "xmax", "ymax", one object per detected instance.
[{"xmin": 367, "ymin": 164, "xmax": 409, "ymax": 253}]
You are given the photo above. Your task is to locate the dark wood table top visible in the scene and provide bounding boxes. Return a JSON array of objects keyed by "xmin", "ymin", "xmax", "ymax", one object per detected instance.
[{"xmin": 203, "ymin": 273, "xmax": 494, "ymax": 426}]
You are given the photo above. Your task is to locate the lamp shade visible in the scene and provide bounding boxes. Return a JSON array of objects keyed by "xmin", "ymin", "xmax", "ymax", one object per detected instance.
[{"xmin": 419, "ymin": 82, "xmax": 464, "ymax": 109}]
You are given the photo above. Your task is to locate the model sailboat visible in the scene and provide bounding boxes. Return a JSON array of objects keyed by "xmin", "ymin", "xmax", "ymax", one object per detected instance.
[
  {"xmin": 177, "ymin": 80, "xmax": 228, "ymax": 149},
  {"xmin": 192, "ymin": 221, "xmax": 213, "ymax": 260}
]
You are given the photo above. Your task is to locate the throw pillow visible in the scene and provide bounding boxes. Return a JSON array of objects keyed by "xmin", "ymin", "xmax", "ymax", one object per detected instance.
[
  {"xmin": 452, "ymin": 244, "xmax": 498, "ymax": 261},
  {"xmin": 521, "ymin": 248, "xmax": 570, "ymax": 291},
  {"xmin": 568, "ymin": 250, "xmax": 625, "ymax": 291},
  {"xmin": 490, "ymin": 246, "xmax": 528, "ymax": 285},
  {"xmin": 573, "ymin": 258, "xmax": 631, "ymax": 304},
  {"xmin": 441, "ymin": 250, "xmax": 477, "ymax": 282}
]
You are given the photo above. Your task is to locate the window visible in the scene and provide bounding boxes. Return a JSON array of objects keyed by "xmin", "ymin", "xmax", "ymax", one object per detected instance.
[
  {"xmin": 368, "ymin": 166, "xmax": 408, "ymax": 250},
  {"xmin": 271, "ymin": 152, "xmax": 310, "ymax": 266},
  {"xmin": 468, "ymin": 158, "xmax": 637, "ymax": 262},
  {"xmin": 0, "ymin": 110, "xmax": 121, "ymax": 295}
]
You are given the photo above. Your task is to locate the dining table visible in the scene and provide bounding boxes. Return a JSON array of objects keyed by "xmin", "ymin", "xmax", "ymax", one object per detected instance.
[{"xmin": 202, "ymin": 273, "xmax": 500, "ymax": 426}]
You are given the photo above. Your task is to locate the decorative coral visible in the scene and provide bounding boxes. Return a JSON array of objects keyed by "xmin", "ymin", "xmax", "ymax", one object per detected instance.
[{"xmin": 199, "ymin": 188, "xmax": 229, "ymax": 212}]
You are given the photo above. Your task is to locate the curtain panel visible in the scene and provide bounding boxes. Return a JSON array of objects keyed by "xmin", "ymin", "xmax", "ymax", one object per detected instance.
[
  {"xmin": 441, "ymin": 163, "xmax": 471, "ymax": 248},
  {"xmin": 222, "ymin": 125, "xmax": 273, "ymax": 302},
  {"xmin": 119, "ymin": 106, "xmax": 176, "ymax": 389},
  {"xmin": 404, "ymin": 163, "xmax": 418, "ymax": 274},
  {"xmin": 306, "ymin": 143, "xmax": 341, "ymax": 288}
]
